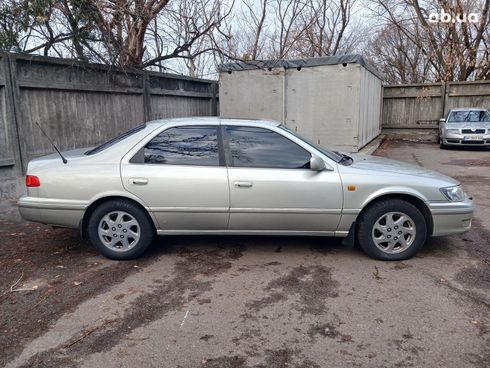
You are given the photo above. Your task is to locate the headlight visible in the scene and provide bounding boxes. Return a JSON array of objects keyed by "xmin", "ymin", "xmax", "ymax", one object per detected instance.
[
  {"xmin": 440, "ymin": 185, "xmax": 465, "ymax": 202},
  {"xmin": 445, "ymin": 128, "xmax": 459, "ymax": 134}
]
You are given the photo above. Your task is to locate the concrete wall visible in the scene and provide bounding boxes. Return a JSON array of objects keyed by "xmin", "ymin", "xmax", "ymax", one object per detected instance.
[
  {"xmin": 0, "ymin": 52, "xmax": 218, "ymax": 201},
  {"xmin": 220, "ymin": 63, "xmax": 382, "ymax": 152},
  {"xmin": 219, "ymin": 68, "xmax": 285, "ymax": 121}
]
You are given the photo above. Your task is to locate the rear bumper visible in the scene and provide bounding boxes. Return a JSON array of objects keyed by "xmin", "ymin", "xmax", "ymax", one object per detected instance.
[
  {"xmin": 429, "ymin": 197, "xmax": 474, "ymax": 236},
  {"xmin": 18, "ymin": 196, "xmax": 86, "ymax": 229}
]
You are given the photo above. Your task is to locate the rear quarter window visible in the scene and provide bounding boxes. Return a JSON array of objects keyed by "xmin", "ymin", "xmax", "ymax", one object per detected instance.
[{"xmin": 85, "ymin": 124, "xmax": 146, "ymax": 155}]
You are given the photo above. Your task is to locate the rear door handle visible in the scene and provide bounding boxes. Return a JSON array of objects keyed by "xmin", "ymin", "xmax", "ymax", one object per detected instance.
[
  {"xmin": 234, "ymin": 181, "xmax": 253, "ymax": 188},
  {"xmin": 129, "ymin": 178, "xmax": 148, "ymax": 185}
]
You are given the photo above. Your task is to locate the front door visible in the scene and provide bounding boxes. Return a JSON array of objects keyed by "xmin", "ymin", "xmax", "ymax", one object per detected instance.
[
  {"xmin": 224, "ymin": 125, "xmax": 343, "ymax": 233},
  {"xmin": 121, "ymin": 125, "xmax": 229, "ymax": 231}
]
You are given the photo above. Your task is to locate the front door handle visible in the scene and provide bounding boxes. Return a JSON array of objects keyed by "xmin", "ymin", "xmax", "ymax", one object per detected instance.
[
  {"xmin": 234, "ymin": 181, "xmax": 253, "ymax": 188},
  {"xmin": 129, "ymin": 178, "xmax": 149, "ymax": 185}
]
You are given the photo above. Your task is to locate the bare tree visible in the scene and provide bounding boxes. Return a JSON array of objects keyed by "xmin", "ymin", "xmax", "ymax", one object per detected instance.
[
  {"xmin": 143, "ymin": 0, "xmax": 232, "ymax": 73},
  {"xmin": 294, "ymin": 0, "xmax": 357, "ymax": 57},
  {"xmin": 242, "ymin": 0, "xmax": 269, "ymax": 59},
  {"xmin": 0, "ymin": 0, "xmax": 234, "ymax": 72},
  {"xmin": 367, "ymin": 23, "xmax": 434, "ymax": 83},
  {"xmin": 368, "ymin": 0, "xmax": 490, "ymax": 82}
]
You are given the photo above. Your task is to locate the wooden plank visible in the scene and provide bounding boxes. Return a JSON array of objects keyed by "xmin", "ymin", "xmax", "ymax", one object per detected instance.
[
  {"xmin": 18, "ymin": 80, "xmax": 144, "ymax": 95},
  {"xmin": 384, "ymin": 82, "xmax": 443, "ymax": 88},
  {"xmin": 0, "ymin": 157, "xmax": 15, "ymax": 166},
  {"xmin": 6, "ymin": 54, "xmax": 26, "ymax": 171},
  {"xmin": 142, "ymin": 72, "xmax": 152, "ymax": 121},
  {"xmin": 149, "ymin": 88, "xmax": 214, "ymax": 98},
  {"xmin": 383, "ymin": 93, "xmax": 441, "ymax": 99},
  {"xmin": 447, "ymin": 91, "xmax": 490, "ymax": 97},
  {"xmin": 383, "ymin": 125, "xmax": 438, "ymax": 129},
  {"xmin": 210, "ymin": 83, "xmax": 218, "ymax": 116}
]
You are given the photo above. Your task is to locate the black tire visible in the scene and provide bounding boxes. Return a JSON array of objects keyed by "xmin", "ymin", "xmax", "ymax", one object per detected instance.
[
  {"xmin": 87, "ymin": 199, "xmax": 155, "ymax": 260},
  {"xmin": 357, "ymin": 199, "xmax": 427, "ymax": 261}
]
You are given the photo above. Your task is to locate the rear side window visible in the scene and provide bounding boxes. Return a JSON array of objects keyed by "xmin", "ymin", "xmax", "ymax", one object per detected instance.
[
  {"xmin": 85, "ymin": 124, "xmax": 146, "ymax": 155},
  {"xmin": 225, "ymin": 126, "xmax": 311, "ymax": 169},
  {"xmin": 144, "ymin": 126, "xmax": 219, "ymax": 166}
]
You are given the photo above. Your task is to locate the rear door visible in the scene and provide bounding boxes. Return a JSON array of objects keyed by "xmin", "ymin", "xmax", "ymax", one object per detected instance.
[
  {"xmin": 121, "ymin": 124, "xmax": 229, "ymax": 232},
  {"xmin": 223, "ymin": 125, "xmax": 343, "ymax": 233}
]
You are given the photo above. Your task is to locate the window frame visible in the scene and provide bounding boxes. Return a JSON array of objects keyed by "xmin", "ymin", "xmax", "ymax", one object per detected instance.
[
  {"xmin": 130, "ymin": 124, "xmax": 225, "ymax": 167},
  {"xmin": 221, "ymin": 125, "xmax": 314, "ymax": 170}
]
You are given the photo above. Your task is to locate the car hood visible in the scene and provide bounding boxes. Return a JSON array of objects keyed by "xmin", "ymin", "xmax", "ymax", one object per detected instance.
[
  {"xmin": 444, "ymin": 121, "xmax": 490, "ymax": 129},
  {"xmin": 348, "ymin": 154, "xmax": 459, "ymax": 184}
]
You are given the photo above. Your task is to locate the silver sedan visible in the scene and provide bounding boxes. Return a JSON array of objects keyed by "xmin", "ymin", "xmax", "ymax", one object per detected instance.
[
  {"xmin": 439, "ymin": 108, "xmax": 490, "ymax": 148},
  {"xmin": 18, "ymin": 118, "xmax": 474, "ymax": 261}
]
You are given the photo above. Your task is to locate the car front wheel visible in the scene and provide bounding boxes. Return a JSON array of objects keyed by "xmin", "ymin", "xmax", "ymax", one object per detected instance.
[
  {"xmin": 88, "ymin": 199, "xmax": 155, "ymax": 260},
  {"xmin": 357, "ymin": 199, "xmax": 427, "ymax": 261}
]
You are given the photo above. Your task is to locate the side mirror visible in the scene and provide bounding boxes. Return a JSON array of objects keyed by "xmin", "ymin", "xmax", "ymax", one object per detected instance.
[
  {"xmin": 310, "ymin": 156, "xmax": 326, "ymax": 171},
  {"xmin": 439, "ymin": 118, "xmax": 446, "ymax": 124}
]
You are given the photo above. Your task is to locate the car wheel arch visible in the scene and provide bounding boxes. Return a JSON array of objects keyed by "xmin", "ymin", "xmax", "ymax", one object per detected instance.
[
  {"xmin": 358, "ymin": 193, "xmax": 433, "ymax": 237},
  {"xmin": 80, "ymin": 195, "xmax": 157, "ymax": 240}
]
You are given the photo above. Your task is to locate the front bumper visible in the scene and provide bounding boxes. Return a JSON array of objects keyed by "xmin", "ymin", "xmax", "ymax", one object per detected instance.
[
  {"xmin": 442, "ymin": 132, "xmax": 490, "ymax": 146},
  {"xmin": 429, "ymin": 197, "xmax": 474, "ymax": 236},
  {"xmin": 18, "ymin": 196, "xmax": 86, "ymax": 229}
]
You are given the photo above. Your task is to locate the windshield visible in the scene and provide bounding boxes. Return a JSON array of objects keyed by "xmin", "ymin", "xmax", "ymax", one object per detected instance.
[
  {"xmin": 448, "ymin": 110, "xmax": 490, "ymax": 123},
  {"xmin": 279, "ymin": 125, "xmax": 343, "ymax": 163},
  {"xmin": 85, "ymin": 124, "xmax": 146, "ymax": 155}
]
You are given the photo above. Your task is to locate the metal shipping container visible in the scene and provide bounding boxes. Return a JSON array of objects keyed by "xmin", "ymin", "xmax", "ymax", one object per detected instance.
[{"xmin": 219, "ymin": 55, "xmax": 383, "ymax": 152}]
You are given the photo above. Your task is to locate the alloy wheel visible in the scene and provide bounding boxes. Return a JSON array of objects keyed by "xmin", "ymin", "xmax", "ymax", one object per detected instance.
[
  {"xmin": 98, "ymin": 211, "xmax": 141, "ymax": 252},
  {"xmin": 371, "ymin": 211, "xmax": 416, "ymax": 254}
]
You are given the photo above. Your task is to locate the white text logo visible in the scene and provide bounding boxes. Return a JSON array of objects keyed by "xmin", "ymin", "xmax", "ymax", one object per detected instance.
[{"xmin": 428, "ymin": 9, "xmax": 479, "ymax": 23}]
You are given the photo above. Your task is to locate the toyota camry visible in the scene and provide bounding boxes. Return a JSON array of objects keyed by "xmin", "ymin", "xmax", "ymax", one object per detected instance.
[{"xmin": 18, "ymin": 117, "xmax": 474, "ymax": 261}]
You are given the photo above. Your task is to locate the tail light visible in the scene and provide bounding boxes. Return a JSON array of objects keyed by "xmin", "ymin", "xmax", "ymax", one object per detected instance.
[{"xmin": 26, "ymin": 175, "xmax": 41, "ymax": 187}]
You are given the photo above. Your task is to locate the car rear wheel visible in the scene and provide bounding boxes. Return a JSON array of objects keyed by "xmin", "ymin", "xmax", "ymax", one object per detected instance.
[
  {"xmin": 88, "ymin": 199, "xmax": 155, "ymax": 260},
  {"xmin": 357, "ymin": 199, "xmax": 427, "ymax": 261}
]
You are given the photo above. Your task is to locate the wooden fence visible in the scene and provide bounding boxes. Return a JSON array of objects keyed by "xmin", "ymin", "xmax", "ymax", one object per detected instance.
[
  {"xmin": 382, "ymin": 81, "xmax": 490, "ymax": 129},
  {"xmin": 0, "ymin": 52, "xmax": 218, "ymax": 200}
]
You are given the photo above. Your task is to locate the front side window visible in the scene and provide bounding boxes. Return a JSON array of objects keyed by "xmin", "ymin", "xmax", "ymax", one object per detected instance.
[
  {"xmin": 144, "ymin": 126, "xmax": 219, "ymax": 166},
  {"xmin": 225, "ymin": 126, "xmax": 311, "ymax": 169},
  {"xmin": 448, "ymin": 110, "xmax": 490, "ymax": 123}
]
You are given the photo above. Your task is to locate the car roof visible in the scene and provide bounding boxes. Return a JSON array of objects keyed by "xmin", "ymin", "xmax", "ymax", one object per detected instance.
[{"xmin": 145, "ymin": 117, "xmax": 281, "ymax": 128}]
